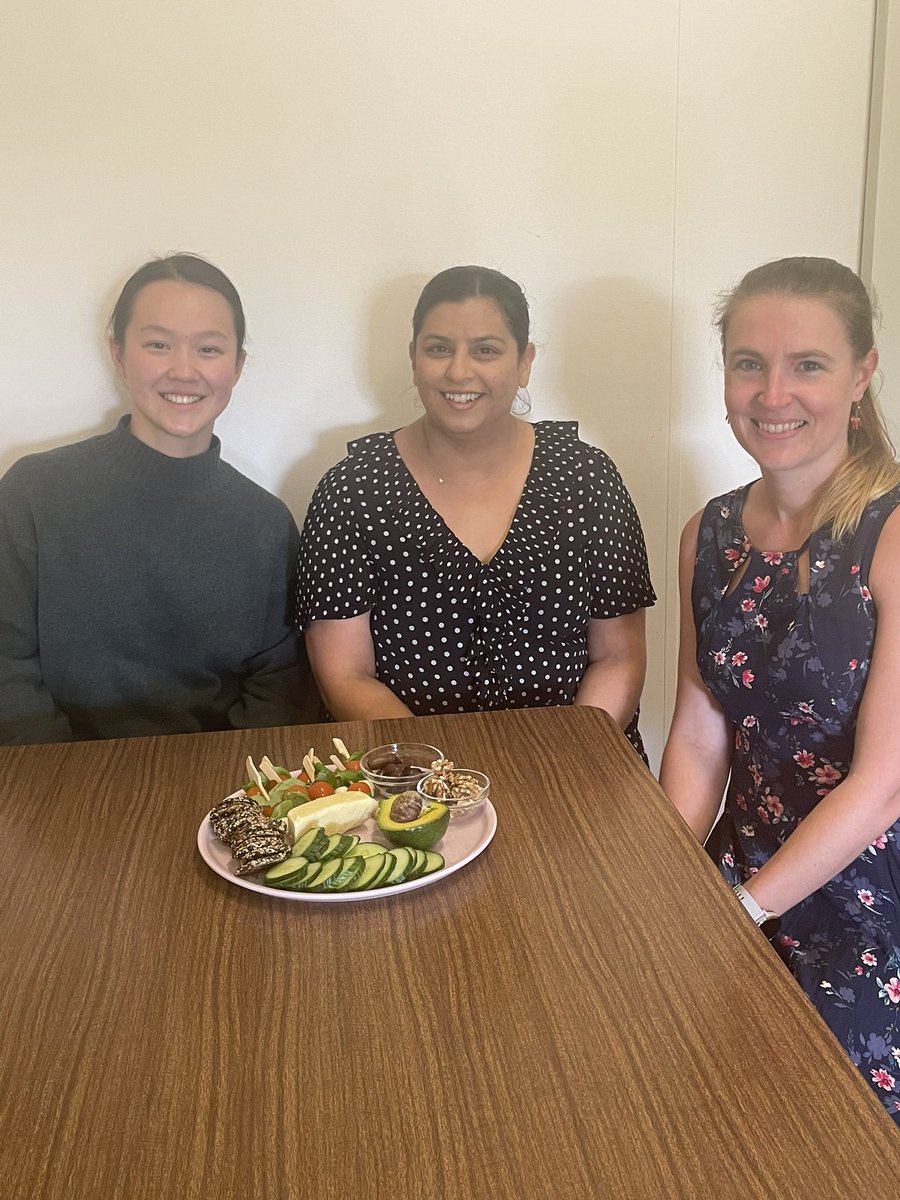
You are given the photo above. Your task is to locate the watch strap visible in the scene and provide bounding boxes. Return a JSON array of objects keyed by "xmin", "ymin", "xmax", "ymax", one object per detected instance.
[{"xmin": 733, "ymin": 883, "xmax": 777, "ymax": 925}]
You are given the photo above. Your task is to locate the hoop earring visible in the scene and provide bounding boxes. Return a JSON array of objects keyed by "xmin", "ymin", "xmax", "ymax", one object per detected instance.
[
  {"xmin": 850, "ymin": 401, "xmax": 862, "ymax": 432},
  {"xmin": 512, "ymin": 386, "xmax": 532, "ymax": 415}
]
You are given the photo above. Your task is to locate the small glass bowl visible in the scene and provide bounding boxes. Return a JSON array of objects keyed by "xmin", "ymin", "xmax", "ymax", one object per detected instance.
[
  {"xmin": 359, "ymin": 742, "xmax": 444, "ymax": 798},
  {"xmin": 416, "ymin": 768, "xmax": 490, "ymax": 820}
]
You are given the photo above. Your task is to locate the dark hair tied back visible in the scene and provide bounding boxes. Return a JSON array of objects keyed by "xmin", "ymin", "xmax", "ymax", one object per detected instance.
[
  {"xmin": 412, "ymin": 265, "xmax": 530, "ymax": 355},
  {"xmin": 110, "ymin": 253, "xmax": 246, "ymax": 353}
]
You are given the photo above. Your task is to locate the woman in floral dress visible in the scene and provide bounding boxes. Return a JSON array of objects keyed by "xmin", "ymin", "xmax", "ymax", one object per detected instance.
[{"xmin": 660, "ymin": 257, "xmax": 900, "ymax": 1124}]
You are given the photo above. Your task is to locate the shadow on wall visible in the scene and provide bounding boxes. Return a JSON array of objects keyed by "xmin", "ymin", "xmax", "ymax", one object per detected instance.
[
  {"xmin": 359, "ymin": 272, "xmax": 429, "ymax": 420},
  {"xmin": 550, "ymin": 277, "xmax": 674, "ymax": 769},
  {"xmin": 551, "ymin": 274, "xmax": 671, "ymax": 538},
  {"xmin": 281, "ymin": 272, "xmax": 430, "ymax": 526}
]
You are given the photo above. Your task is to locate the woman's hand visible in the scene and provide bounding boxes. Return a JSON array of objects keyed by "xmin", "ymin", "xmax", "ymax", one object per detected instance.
[
  {"xmin": 304, "ymin": 614, "xmax": 415, "ymax": 721},
  {"xmin": 573, "ymin": 609, "xmax": 647, "ymax": 729},
  {"xmin": 659, "ymin": 512, "xmax": 733, "ymax": 841}
]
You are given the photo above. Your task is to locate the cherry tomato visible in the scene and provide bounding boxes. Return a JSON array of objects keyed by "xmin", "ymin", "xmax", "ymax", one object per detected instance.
[
  {"xmin": 244, "ymin": 784, "xmax": 262, "ymax": 798},
  {"xmin": 348, "ymin": 780, "xmax": 373, "ymax": 795},
  {"xmin": 307, "ymin": 781, "xmax": 336, "ymax": 800},
  {"xmin": 343, "ymin": 759, "xmax": 361, "ymax": 772},
  {"xmin": 261, "ymin": 805, "xmax": 274, "ymax": 817},
  {"xmin": 297, "ymin": 771, "xmax": 311, "ymax": 784}
]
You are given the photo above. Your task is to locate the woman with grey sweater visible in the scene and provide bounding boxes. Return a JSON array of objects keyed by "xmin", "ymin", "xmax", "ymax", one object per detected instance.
[{"xmin": 0, "ymin": 254, "xmax": 312, "ymax": 743}]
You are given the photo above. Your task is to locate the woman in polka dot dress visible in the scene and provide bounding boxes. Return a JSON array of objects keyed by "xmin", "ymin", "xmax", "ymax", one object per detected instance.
[{"xmin": 296, "ymin": 266, "xmax": 656, "ymax": 758}]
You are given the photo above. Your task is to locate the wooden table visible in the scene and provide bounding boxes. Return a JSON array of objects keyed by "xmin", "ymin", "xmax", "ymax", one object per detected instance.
[{"xmin": 0, "ymin": 707, "xmax": 896, "ymax": 1198}]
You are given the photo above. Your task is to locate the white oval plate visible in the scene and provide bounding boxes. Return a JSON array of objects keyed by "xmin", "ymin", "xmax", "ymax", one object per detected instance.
[{"xmin": 197, "ymin": 799, "xmax": 497, "ymax": 903}]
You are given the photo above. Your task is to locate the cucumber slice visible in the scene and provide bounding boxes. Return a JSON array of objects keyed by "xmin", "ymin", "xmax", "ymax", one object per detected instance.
[
  {"xmin": 369, "ymin": 854, "xmax": 397, "ymax": 888},
  {"xmin": 317, "ymin": 833, "xmax": 359, "ymax": 861},
  {"xmin": 349, "ymin": 842, "xmax": 384, "ymax": 860},
  {"xmin": 293, "ymin": 860, "xmax": 324, "ymax": 889},
  {"xmin": 281, "ymin": 860, "xmax": 321, "ymax": 890},
  {"xmin": 319, "ymin": 834, "xmax": 346, "ymax": 861},
  {"xmin": 403, "ymin": 848, "xmax": 429, "ymax": 882},
  {"xmin": 303, "ymin": 859, "xmax": 347, "ymax": 891},
  {"xmin": 421, "ymin": 851, "xmax": 445, "ymax": 877},
  {"xmin": 380, "ymin": 847, "xmax": 414, "ymax": 886},
  {"xmin": 293, "ymin": 827, "xmax": 329, "ymax": 861},
  {"xmin": 347, "ymin": 853, "xmax": 387, "ymax": 890},
  {"xmin": 334, "ymin": 834, "xmax": 360, "ymax": 857},
  {"xmin": 320, "ymin": 857, "xmax": 365, "ymax": 892},
  {"xmin": 263, "ymin": 855, "xmax": 309, "ymax": 886}
]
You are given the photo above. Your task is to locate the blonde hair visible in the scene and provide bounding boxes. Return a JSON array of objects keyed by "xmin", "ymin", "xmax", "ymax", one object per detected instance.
[{"xmin": 716, "ymin": 257, "xmax": 900, "ymax": 540}]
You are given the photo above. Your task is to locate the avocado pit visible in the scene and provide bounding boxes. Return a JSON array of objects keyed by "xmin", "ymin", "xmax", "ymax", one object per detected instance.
[{"xmin": 389, "ymin": 790, "xmax": 424, "ymax": 823}]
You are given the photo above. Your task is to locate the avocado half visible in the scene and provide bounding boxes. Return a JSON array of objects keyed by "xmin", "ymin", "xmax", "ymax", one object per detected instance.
[{"xmin": 376, "ymin": 792, "xmax": 450, "ymax": 850}]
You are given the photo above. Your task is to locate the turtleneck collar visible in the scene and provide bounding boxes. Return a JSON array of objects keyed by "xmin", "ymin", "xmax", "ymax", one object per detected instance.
[{"xmin": 110, "ymin": 415, "xmax": 224, "ymax": 494}]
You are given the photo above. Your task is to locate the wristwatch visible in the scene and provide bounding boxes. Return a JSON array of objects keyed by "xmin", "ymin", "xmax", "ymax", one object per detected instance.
[{"xmin": 733, "ymin": 883, "xmax": 777, "ymax": 926}]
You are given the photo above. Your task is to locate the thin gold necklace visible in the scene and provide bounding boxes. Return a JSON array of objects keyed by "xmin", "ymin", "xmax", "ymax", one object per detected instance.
[{"xmin": 423, "ymin": 421, "xmax": 519, "ymax": 486}]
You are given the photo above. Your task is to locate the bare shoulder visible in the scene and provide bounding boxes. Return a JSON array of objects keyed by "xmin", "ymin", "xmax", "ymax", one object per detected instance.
[
  {"xmin": 870, "ymin": 503, "xmax": 900, "ymax": 597},
  {"xmin": 678, "ymin": 509, "xmax": 704, "ymax": 569}
]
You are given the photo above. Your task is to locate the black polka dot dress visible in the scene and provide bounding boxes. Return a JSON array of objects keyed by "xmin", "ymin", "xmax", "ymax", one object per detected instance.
[{"xmin": 296, "ymin": 421, "xmax": 655, "ymax": 756}]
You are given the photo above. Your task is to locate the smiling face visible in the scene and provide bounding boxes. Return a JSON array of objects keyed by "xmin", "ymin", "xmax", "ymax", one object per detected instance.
[
  {"xmin": 723, "ymin": 293, "xmax": 877, "ymax": 488},
  {"xmin": 110, "ymin": 279, "xmax": 245, "ymax": 458},
  {"xmin": 410, "ymin": 297, "xmax": 535, "ymax": 436}
]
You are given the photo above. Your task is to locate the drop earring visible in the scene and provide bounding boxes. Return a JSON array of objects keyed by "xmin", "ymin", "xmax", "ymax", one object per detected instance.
[
  {"xmin": 850, "ymin": 402, "xmax": 862, "ymax": 432},
  {"xmin": 512, "ymin": 386, "xmax": 532, "ymax": 416}
]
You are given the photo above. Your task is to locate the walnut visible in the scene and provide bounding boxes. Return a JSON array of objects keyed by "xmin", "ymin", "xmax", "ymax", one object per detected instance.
[{"xmin": 420, "ymin": 763, "xmax": 482, "ymax": 802}]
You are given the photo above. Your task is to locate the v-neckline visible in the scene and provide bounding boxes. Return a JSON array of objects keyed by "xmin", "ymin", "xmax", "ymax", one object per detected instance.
[{"xmin": 390, "ymin": 425, "xmax": 539, "ymax": 566}]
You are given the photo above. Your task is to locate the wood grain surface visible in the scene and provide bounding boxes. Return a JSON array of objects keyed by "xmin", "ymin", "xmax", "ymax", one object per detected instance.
[{"xmin": 0, "ymin": 707, "xmax": 896, "ymax": 1198}]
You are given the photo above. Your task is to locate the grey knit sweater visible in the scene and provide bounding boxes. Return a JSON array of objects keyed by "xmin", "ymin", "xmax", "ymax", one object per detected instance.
[{"xmin": 0, "ymin": 416, "xmax": 312, "ymax": 743}]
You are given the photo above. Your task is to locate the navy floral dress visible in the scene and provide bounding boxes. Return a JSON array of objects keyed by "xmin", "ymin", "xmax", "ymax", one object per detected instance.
[{"xmin": 694, "ymin": 482, "xmax": 900, "ymax": 1124}]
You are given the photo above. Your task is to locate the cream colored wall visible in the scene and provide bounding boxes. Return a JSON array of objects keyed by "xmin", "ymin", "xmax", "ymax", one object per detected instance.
[
  {"xmin": 0, "ymin": 1, "xmax": 876, "ymax": 768},
  {"xmin": 864, "ymin": 0, "xmax": 900, "ymax": 439}
]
